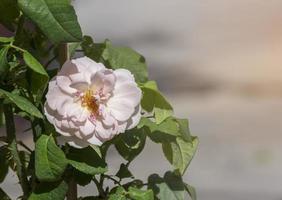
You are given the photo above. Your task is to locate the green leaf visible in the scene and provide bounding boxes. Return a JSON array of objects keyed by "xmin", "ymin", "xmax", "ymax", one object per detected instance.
[
  {"xmin": 0, "ymin": 89, "xmax": 43, "ymax": 118},
  {"xmin": 82, "ymin": 36, "xmax": 148, "ymax": 83},
  {"xmin": 90, "ymin": 145, "xmax": 102, "ymax": 158},
  {"xmin": 0, "ymin": 0, "xmax": 19, "ymax": 31},
  {"xmin": 148, "ymin": 171, "xmax": 185, "ymax": 200},
  {"xmin": 138, "ymin": 117, "xmax": 180, "ymax": 139},
  {"xmin": 35, "ymin": 135, "xmax": 67, "ymax": 181},
  {"xmin": 0, "ymin": 188, "xmax": 11, "ymax": 200},
  {"xmin": 19, "ymin": 150, "xmax": 31, "ymax": 170},
  {"xmin": 116, "ymin": 163, "xmax": 133, "ymax": 180},
  {"xmin": 0, "ymin": 146, "xmax": 9, "ymax": 183},
  {"xmin": 0, "ymin": 37, "xmax": 14, "ymax": 43},
  {"xmin": 28, "ymin": 180, "xmax": 68, "ymax": 200},
  {"xmin": 175, "ymin": 118, "xmax": 192, "ymax": 142},
  {"xmin": 141, "ymin": 81, "xmax": 173, "ymax": 124},
  {"xmin": 23, "ymin": 50, "xmax": 49, "ymax": 103},
  {"xmin": 128, "ymin": 187, "xmax": 154, "ymax": 200},
  {"xmin": 0, "ymin": 46, "xmax": 10, "ymax": 77},
  {"xmin": 73, "ymin": 169, "xmax": 92, "ymax": 186},
  {"xmin": 184, "ymin": 183, "xmax": 197, "ymax": 200},
  {"xmin": 23, "ymin": 51, "xmax": 48, "ymax": 76},
  {"xmin": 18, "ymin": 0, "xmax": 82, "ymax": 43},
  {"xmin": 115, "ymin": 128, "xmax": 146, "ymax": 162},
  {"xmin": 67, "ymin": 146, "xmax": 107, "ymax": 175},
  {"xmin": 122, "ymin": 179, "xmax": 144, "ymax": 190},
  {"xmin": 81, "ymin": 36, "xmax": 106, "ymax": 62},
  {"xmin": 102, "ymin": 41, "xmax": 148, "ymax": 83},
  {"xmin": 29, "ymin": 70, "xmax": 49, "ymax": 103},
  {"xmin": 108, "ymin": 186, "xmax": 126, "ymax": 200},
  {"xmin": 162, "ymin": 137, "xmax": 198, "ymax": 175},
  {"xmin": 68, "ymin": 42, "xmax": 81, "ymax": 58},
  {"xmin": 0, "ymin": 101, "xmax": 5, "ymax": 127}
]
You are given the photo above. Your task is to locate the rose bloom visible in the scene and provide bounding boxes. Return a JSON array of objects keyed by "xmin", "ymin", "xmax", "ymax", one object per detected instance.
[{"xmin": 44, "ymin": 57, "xmax": 142, "ymax": 148}]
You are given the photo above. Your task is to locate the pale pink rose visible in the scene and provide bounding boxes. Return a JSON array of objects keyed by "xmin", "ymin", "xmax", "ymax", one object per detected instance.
[{"xmin": 44, "ymin": 57, "xmax": 142, "ymax": 148}]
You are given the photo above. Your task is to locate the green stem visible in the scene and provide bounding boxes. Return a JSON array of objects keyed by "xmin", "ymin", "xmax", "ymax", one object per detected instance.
[
  {"xmin": 93, "ymin": 176, "xmax": 106, "ymax": 198},
  {"xmin": 66, "ymin": 177, "xmax": 77, "ymax": 200},
  {"xmin": 103, "ymin": 174, "xmax": 121, "ymax": 186},
  {"xmin": 58, "ymin": 43, "xmax": 69, "ymax": 66},
  {"xmin": 4, "ymin": 104, "xmax": 30, "ymax": 199},
  {"xmin": 9, "ymin": 43, "xmax": 26, "ymax": 52},
  {"xmin": 14, "ymin": 15, "xmax": 25, "ymax": 44}
]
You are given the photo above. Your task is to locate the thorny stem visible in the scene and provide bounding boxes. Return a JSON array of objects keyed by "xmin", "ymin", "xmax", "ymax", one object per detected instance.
[{"xmin": 4, "ymin": 104, "xmax": 30, "ymax": 199}]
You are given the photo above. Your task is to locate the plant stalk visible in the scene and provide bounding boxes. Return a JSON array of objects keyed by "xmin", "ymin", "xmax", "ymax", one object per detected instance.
[
  {"xmin": 4, "ymin": 104, "xmax": 30, "ymax": 199},
  {"xmin": 66, "ymin": 177, "xmax": 77, "ymax": 200}
]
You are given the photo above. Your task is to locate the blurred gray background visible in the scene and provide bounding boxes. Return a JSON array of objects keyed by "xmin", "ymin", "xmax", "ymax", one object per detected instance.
[
  {"xmin": 2, "ymin": 0, "xmax": 282, "ymax": 199},
  {"xmin": 73, "ymin": 0, "xmax": 282, "ymax": 199}
]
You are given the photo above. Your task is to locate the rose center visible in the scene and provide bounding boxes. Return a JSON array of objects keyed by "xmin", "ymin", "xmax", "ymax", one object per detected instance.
[{"xmin": 81, "ymin": 90, "xmax": 99, "ymax": 114}]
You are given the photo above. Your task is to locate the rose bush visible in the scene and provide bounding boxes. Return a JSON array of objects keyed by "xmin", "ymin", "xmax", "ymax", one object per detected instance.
[{"xmin": 0, "ymin": 0, "xmax": 198, "ymax": 200}]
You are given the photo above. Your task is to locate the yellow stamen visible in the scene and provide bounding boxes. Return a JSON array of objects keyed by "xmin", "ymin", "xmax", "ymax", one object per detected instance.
[{"xmin": 81, "ymin": 90, "xmax": 99, "ymax": 114}]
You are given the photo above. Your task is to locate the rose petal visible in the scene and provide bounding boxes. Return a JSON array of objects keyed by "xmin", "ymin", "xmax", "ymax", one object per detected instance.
[
  {"xmin": 80, "ymin": 119, "xmax": 95, "ymax": 137},
  {"xmin": 126, "ymin": 105, "xmax": 141, "ymax": 130},
  {"xmin": 56, "ymin": 76, "xmax": 77, "ymax": 94}
]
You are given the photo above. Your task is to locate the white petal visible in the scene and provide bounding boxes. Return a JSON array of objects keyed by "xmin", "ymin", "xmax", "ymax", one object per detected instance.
[
  {"xmin": 56, "ymin": 76, "xmax": 77, "ymax": 94},
  {"xmin": 90, "ymin": 70, "xmax": 116, "ymax": 95},
  {"xmin": 54, "ymin": 119, "xmax": 72, "ymax": 137},
  {"xmin": 102, "ymin": 110, "xmax": 116, "ymax": 127},
  {"xmin": 72, "ymin": 56, "xmax": 105, "ymax": 74},
  {"xmin": 126, "ymin": 105, "xmax": 141, "ymax": 130},
  {"xmin": 56, "ymin": 98, "xmax": 74, "ymax": 117},
  {"xmin": 114, "ymin": 69, "xmax": 135, "ymax": 83},
  {"xmin": 111, "ymin": 82, "xmax": 142, "ymax": 107},
  {"xmin": 80, "ymin": 119, "xmax": 95, "ymax": 137},
  {"xmin": 58, "ymin": 136, "xmax": 89, "ymax": 149},
  {"xmin": 69, "ymin": 73, "xmax": 90, "ymax": 90},
  {"xmin": 67, "ymin": 103, "xmax": 83, "ymax": 118},
  {"xmin": 117, "ymin": 121, "xmax": 127, "ymax": 133},
  {"xmin": 58, "ymin": 60, "xmax": 79, "ymax": 76},
  {"xmin": 75, "ymin": 108, "xmax": 89, "ymax": 122},
  {"xmin": 44, "ymin": 104, "xmax": 55, "ymax": 124},
  {"xmin": 46, "ymin": 86, "xmax": 71, "ymax": 112},
  {"xmin": 95, "ymin": 121, "xmax": 116, "ymax": 141},
  {"xmin": 107, "ymin": 99, "xmax": 135, "ymax": 121},
  {"xmin": 87, "ymin": 135, "xmax": 103, "ymax": 146}
]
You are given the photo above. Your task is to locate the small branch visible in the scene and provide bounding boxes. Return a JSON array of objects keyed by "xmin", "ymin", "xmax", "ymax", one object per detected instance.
[
  {"xmin": 18, "ymin": 141, "xmax": 32, "ymax": 153},
  {"xmin": 93, "ymin": 176, "xmax": 106, "ymax": 198},
  {"xmin": 66, "ymin": 177, "xmax": 77, "ymax": 200},
  {"xmin": 58, "ymin": 43, "xmax": 69, "ymax": 66},
  {"xmin": 4, "ymin": 104, "xmax": 30, "ymax": 199},
  {"xmin": 44, "ymin": 55, "xmax": 58, "ymax": 68},
  {"xmin": 103, "ymin": 174, "xmax": 121, "ymax": 186}
]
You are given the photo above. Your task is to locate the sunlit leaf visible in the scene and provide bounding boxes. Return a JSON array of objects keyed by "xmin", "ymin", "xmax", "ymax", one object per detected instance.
[
  {"xmin": 0, "ymin": 46, "xmax": 10, "ymax": 77},
  {"xmin": 67, "ymin": 146, "xmax": 107, "ymax": 175},
  {"xmin": 28, "ymin": 180, "xmax": 68, "ymax": 200},
  {"xmin": 162, "ymin": 137, "xmax": 198, "ymax": 175},
  {"xmin": 0, "ymin": 89, "xmax": 43, "ymax": 118},
  {"xmin": 141, "ymin": 81, "xmax": 173, "ymax": 124},
  {"xmin": 18, "ymin": 0, "xmax": 82, "ymax": 43},
  {"xmin": 35, "ymin": 135, "xmax": 67, "ymax": 181}
]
